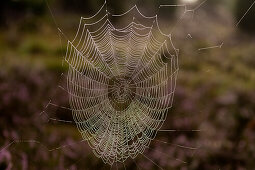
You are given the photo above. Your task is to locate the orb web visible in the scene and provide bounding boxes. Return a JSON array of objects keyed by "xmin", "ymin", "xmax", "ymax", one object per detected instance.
[{"xmin": 65, "ymin": 2, "xmax": 179, "ymax": 165}]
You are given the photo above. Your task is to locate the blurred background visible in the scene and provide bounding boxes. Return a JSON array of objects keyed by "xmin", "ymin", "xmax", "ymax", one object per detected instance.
[{"xmin": 0, "ymin": 0, "xmax": 255, "ymax": 169}]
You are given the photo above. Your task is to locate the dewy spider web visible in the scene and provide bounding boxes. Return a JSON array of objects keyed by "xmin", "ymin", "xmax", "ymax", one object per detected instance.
[
  {"xmin": 64, "ymin": 1, "xmax": 179, "ymax": 165},
  {"xmin": 2, "ymin": 0, "xmax": 254, "ymax": 168}
]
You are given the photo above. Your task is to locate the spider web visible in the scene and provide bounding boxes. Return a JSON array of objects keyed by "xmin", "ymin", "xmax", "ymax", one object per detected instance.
[
  {"xmin": 3, "ymin": 0, "xmax": 254, "ymax": 168},
  {"xmin": 0, "ymin": 1, "xmax": 209, "ymax": 169},
  {"xmin": 64, "ymin": 1, "xmax": 178, "ymax": 165}
]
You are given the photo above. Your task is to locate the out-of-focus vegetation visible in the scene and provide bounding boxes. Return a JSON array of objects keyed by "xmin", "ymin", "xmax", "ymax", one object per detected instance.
[{"xmin": 0, "ymin": 0, "xmax": 255, "ymax": 169}]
